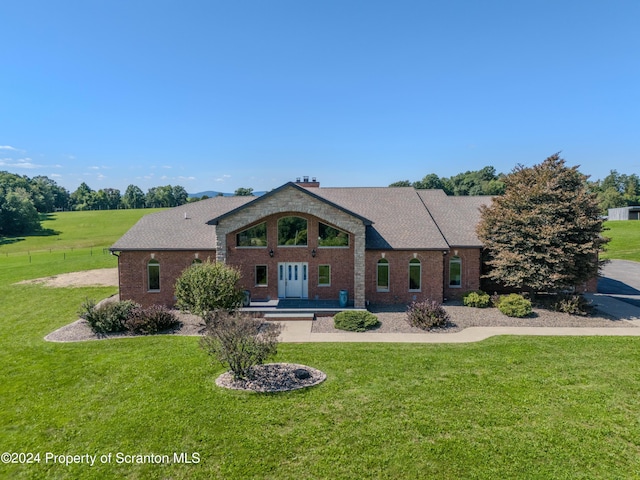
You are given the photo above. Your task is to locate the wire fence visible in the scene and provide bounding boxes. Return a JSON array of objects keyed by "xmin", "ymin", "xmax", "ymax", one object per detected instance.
[{"xmin": 0, "ymin": 246, "xmax": 114, "ymax": 264}]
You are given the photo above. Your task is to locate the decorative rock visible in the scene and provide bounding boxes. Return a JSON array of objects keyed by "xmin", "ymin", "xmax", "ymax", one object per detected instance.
[
  {"xmin": 293, "ymin": 368, "xmax": 311, "ymax": 379},
  {"xmin": 215, "ymin": 363, "xmax": 326, "ymax": 392}
]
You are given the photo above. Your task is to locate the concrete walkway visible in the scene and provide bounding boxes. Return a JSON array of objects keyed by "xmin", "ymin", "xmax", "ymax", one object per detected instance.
[{"xmin": 277, "ymin": 292, "xmax": 640, "ymax": 344}]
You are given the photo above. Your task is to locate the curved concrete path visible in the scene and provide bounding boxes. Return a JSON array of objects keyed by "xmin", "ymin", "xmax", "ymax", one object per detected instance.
[{"xmin": 279, "ymin": 260, "xmax": 640, "ymax": 343}]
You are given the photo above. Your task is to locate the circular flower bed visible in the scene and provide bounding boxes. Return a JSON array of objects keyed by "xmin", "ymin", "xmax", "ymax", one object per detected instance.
[{"xmin": 215, "ymin": 363, "xmax": 326, "ymax": 392}]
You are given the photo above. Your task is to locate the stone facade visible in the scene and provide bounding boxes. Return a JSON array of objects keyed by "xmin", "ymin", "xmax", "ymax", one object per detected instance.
[{"xmin": 214, "ymin": 185, "xmax": 367, "ymax": 307}]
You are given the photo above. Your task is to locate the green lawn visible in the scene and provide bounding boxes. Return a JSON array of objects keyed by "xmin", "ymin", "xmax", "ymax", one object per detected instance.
[
  {"xmin": 1, "ymin": 211, "xmax": 640, "ymax": 478},
  {"xmin": 602, "ymin": 220, "xmax": 640, "ymax": 262}
]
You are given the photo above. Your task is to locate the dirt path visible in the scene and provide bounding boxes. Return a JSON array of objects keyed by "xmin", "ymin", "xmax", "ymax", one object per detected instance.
[{"xmin": 16, "ymin": 268, "xmax": 118, "ymax": 288}]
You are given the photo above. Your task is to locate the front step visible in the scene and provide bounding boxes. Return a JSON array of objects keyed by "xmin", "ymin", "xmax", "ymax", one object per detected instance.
[{"xmin": 263, "ymin": 312, "xmax": 316, "ymax": 321}]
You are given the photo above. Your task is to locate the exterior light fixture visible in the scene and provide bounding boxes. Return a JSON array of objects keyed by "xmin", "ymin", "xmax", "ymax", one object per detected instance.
[
  {"xmin": 269, "ymin": 249, "xmax": 274, "ymax": 258},
  {"xmin": 311, "ymin": 249, "xmax": 316, "ymax": 258}
]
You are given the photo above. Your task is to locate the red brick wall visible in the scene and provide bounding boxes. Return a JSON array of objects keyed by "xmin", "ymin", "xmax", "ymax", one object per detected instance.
[
  {"xmin": 365, "ymin": 250, "xmax": 444, "ymax": 305},
  {"xmin": 117, "ymin": 250, "xmax": 216, "ymax": 307},
  {"xmin": 225, "ymin": 213, "xmax": 354, "ymax": 301},
  {"xmin": 444, "ymin": 248, "xmax": 482, "ymax": 299}
]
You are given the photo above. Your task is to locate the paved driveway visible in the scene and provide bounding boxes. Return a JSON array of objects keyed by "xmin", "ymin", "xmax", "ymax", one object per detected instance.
[{"xmin": 598, "ymin": 260, "xmax": 640, "ymax": 307}]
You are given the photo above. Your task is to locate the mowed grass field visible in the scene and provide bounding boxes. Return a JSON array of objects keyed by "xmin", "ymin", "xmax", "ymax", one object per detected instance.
[
  {"xmin": 602, "ymin": 220, "xmax": 640, "ymax": 262},
  {"xmin": 1, "ymin": 210, "xmax": 640, "ymax": 478}
]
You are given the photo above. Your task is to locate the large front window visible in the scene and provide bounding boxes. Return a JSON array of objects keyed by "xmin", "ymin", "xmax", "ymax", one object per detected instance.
[
  {"xmin": 237, "ymin": 222, "xmax": 267, "ymax": 247},
  {"xmin": 278, "ymin": 216, "xmax": 307, "ymax": 246},
  {"xmin": 318, "ymin": 222, "xmax": 349, "ymax": 247}
]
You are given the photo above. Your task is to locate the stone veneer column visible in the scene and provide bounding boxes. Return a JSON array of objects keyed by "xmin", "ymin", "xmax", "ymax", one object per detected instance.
[
  {"xmin": 215, "ymin": 232, "xmax": 226, "ymax": 263},
  {"xmin": 353, "ymin": 226, "xmax": 366, "ymax": 308}
]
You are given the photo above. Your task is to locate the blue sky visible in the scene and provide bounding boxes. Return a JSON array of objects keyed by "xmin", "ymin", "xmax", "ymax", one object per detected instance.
[{"xmin": 1, "ymin": 0, "xmax": 638, "ymax": 194}]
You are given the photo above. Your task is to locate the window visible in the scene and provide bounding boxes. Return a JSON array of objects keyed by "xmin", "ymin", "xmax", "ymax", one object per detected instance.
[
  {"xmin": 278, "ymin": 217, "xmax": 307, "ymax": 246},
  {"xmin": 449, "ymin": 256, "xmax": 461, "ymax": 287},
  {"xmin": 237, "ymin": 222, "xmax": 267, "ymax": 247},
  {"xmin": 377, "ymin": 258, "xmax": 389, "ymax": 292},
  {"xmin": 409, "ymin": 258, "xmax": 421, "ymax": 291},
  {"xmin": 255, "ymin": 265, "xmax": 268, "ymax": 286},
  {"xmin": 192, "ymin": 258, "xmax": 202, "ymax": 264},
  {"xmin": 318, "ymin": 265, "xmax": 331, "ymax": 286},
  {"xmin": 318, "ymin": 222, "xmax": 349, "ymax": 247},
  {"xmin": 148, "ymin": 259, "xmax": 160, "ymax": 291}
]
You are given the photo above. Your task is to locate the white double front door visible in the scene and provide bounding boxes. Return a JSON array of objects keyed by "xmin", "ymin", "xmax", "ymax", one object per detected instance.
[{"xmin": 278, "ymin": 262, "xmax": 309, "ymax": 299}]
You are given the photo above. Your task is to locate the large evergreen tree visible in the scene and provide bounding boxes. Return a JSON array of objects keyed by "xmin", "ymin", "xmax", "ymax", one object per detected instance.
[{"xmin": 477, "ymin": 154, "xmax": 607, "ymax": 293}]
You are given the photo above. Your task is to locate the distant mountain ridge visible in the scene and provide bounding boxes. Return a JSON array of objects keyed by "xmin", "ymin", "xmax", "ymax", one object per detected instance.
[{"xmin": 188, "ymin": 190, "xmax": 267, "ymax": 198}]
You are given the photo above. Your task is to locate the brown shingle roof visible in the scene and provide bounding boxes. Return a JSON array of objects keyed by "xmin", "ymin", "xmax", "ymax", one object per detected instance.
[
  {"xmin": 417, "ymin": 190, "xmax": 493, "ymax": 247},
  {"xmin": 110, "ymin": 184, "xmax": 493, "ymax": 252},
  {"xmin": 311, "ymin": 187, "xmax": 450, "ymax": 250},
  {"xmin": 110, "ymin": 196, "xmax": 252, "ymax": 251}
]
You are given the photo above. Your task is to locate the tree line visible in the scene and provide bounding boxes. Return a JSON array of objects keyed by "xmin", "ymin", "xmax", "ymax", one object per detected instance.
[
  {"xmin": 0, "ymin": 171, "xmax": 192, "ymax": 236},
  {"xmin": 391, "ymin": 166, "xmax": 640, "ymax": 214}
]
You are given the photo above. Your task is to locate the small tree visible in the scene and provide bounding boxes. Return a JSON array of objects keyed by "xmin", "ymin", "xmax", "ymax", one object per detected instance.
[
  {"xmin": 174, "ymin": 260, "xmax": 245, "ymax": 317},
  {"xmin": 477, "ymin": 154, "xmax": 608, "ymax": 293},
  {"xmin": 200, "ymin": 311, "xmax": 282, "ymax": 380}
]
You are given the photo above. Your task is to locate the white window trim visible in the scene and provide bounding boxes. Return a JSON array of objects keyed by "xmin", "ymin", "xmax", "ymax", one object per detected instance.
[
  {"xmin": 318, "ymin": 265, "xmax": 331, "ymax": 287},
  {"xmin": 409, "ymin": 259, "xmax": 421, "ymax": 292},
  {"xmin": 255, "ymin": 265, "xmax": 268, "ymax": 287},
  {"xmin": 377, "ymin": 259, "xmax": 390, "ymax": 292}
]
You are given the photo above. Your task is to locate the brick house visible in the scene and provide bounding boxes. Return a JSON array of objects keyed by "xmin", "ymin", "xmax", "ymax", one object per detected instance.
[{"xmin": 110, "ymin": 178, "xmax": 494, "ymax": 308}]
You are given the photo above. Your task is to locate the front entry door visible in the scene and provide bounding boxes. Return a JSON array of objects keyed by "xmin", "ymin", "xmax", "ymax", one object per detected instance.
[{"xmin": 278, "ymin": 262, "xmax": 308, "ymax": 299}]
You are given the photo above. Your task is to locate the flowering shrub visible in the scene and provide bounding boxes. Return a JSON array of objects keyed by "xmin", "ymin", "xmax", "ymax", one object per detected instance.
[
  {"xmin": 407, "ymin": 300, "xmax": 450, "ymax": 330},
  {"xmin": 124, "ymin": 305, "xmax": 181, "ymax": 334}
]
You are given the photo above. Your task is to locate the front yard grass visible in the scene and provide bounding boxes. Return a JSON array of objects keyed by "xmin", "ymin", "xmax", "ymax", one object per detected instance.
[
  {"xmin": 1, "ymin": 275, "xmax": 640, "ymax": 478},
  {"xmin": 602, "ymin": 220, "xmax": 640, "ymax": 262}
]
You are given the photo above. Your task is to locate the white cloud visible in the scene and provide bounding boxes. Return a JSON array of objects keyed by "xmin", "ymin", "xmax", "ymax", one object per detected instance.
[
  {"xmin": 0, "ymin": 157, "xmax": 41, "ymax": 169},
  {"xmin": 162, "ymin": 165, "xmax": 172, "ymax": 169},
  {"xmin": 215, "ymin": 174, "xmax": 231, "ymax": 182},
  {"xmin": 90, "ymin": 166, "xmax": 100, "ymax": 170},
  {"xmin": 50, "ymin": 174, "xmax": 62, "ymax": 178},
  {"xmin": 0, "ymin": 145, "xmax": 18, "ymax": 151},
  {"xmin": 177, "ymin": 176, "xmax": 196, "ymax": 181}
]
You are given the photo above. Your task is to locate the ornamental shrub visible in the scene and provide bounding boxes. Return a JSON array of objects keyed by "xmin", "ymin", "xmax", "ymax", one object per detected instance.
[
  {"xmin": 407, "ymin": 300, "xmax": 450, "ymax": 330},
  {"xmin": 551, "ymin": 294, "xmax": 593, "ymax": 316},
  {"xmin": 174, "ymin": 260, "xmax": 245, "ymax": 317},
  {"xmin": 200, "ymin": 311, "xmax": 282, "ymax": 380},
  {"xmin": 497, "ymin": 294, "xmax": 532, "ymax": 318},
  {"xmin": 333, "ymin": 310, "xmax": 380, "ymax": 332},
  {"xmin": 463, "ymin": 290, "xmax": 491, "ymax": 308},
  {"xmin": 124, "ymin": 305, "xmax": 181, "ymax": 334},
  {"xmin": 80, "ymin": 298, "xmax": 138, "ymax": 334}
]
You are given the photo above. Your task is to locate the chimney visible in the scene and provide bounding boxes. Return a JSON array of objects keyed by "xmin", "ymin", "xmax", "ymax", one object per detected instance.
[{"xmin": 295, "ymin": 175, "xmax": 320, "ymax": 188}]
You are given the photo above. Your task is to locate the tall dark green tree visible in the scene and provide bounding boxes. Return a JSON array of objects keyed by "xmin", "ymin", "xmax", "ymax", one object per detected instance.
[
  {"xmin": 123, "ymin": 184, "xmax": 146, "ymax": 209},
  {"xmin": 477, "ymin": 154, "xmax": 607, "ymax": 293}
]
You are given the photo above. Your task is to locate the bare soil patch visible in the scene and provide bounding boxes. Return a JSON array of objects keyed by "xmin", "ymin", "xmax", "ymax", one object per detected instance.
[{"xmin": 16, "ymin": 268, "xmax": 118, "ymax": 288}]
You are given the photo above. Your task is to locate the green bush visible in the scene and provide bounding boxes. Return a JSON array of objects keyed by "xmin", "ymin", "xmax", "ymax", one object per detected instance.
[
  {"xmin": 124, "ymin": 305, "xmax": 181, "ymax": 334},
  {"xmin": 333, "ymin": 310, "xmax": 380, "ymax": 332},
  {"xmin": 174, "ymin": 260, "xmax": 245, "ymax": 317},
  {"xmin": 407, "ymin": 300, "xmax": 450, "ymax": 330},
  {"xmin": 463, "ymin": 290, "xmax": 491, "ymax": 308},
  {"xmin": 497, "ymin": 294, "xmax": 532, "ymax": 318},
  {"xmin": 80, "ymin": 298, "xmax": 138, "ymax": 334},
  {"xmin": 201, "ymin": 311, "xmax": 282, "ymax": 380},
  {"xmin": 551, "ymin": 294, "xmax": 593, "ymax": 316}
]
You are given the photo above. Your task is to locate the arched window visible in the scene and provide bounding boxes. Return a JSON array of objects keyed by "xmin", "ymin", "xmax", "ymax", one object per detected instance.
[
  {"xmin": 409, "ymin": 258, "xmax": 421, "ymax": 291},
  {"xmin": 449, "ymin": 256, "xmax": 461, "ymax": 287},
  {"xmin": 148, "ymin": 259, "xmax": 160, "ymax": 291},
  {"xmin": 377, "ymin": 258, "xmax": 389, "ymax": 292},
  {"xmin": 278, "ymin": 216, "xmax": 307, "ymax": 246}
]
